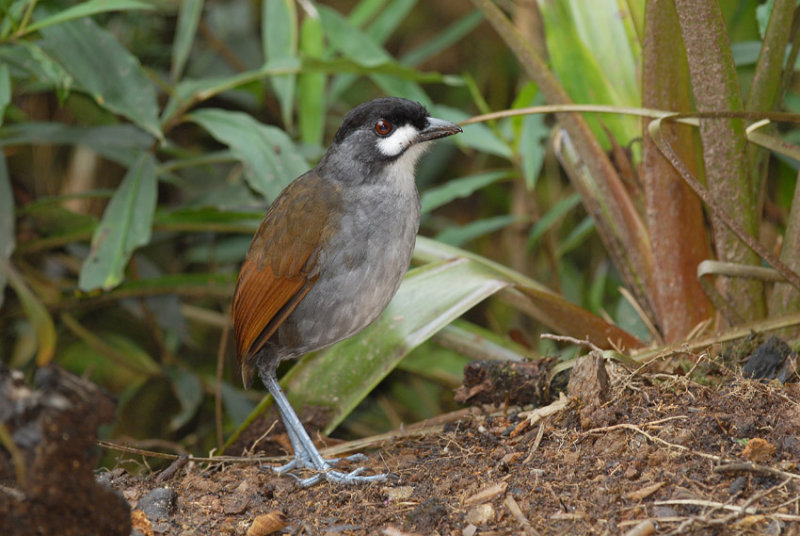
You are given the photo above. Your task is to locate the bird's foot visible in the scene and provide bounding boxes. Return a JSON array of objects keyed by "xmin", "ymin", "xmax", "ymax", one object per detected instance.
[{"xmin": 263, "ymin": 454, "xmax": 387, "ymax": 487}]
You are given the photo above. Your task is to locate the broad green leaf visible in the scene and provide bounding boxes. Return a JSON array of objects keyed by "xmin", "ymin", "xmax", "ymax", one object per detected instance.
[
  {"xmin": 0, "ymin": 122, "xmax": 154, "ymax": 166},
  {"xmin": 566, "ymin": 0, "xmax": 640, "ymax": 106},
  {"xmin": 397, "ymin": 342, "xmax": 471, "ymax": 386},
  {"xmin": 0, "ymin": 42, "xmax": 73, "ymax": 99},
  {"xmin": 188, "ymin": 108, "xmax": 308, "ymax": 200},
  {"xmin": 537, "ymin": 0, "xmax": 640, "ymax": 150},
  {"xmin": 414, "ymin": 236, "xmax": 643, "ymax": 351},
  {"xmin": 433, "ymin": 318, "xmax": 532, "ymax": 363},
  {"xmin": 436, "ymin": 215, "xmax": 521, "ymax": 246},
  {"xmin": 39, "ymin": 17, "xmax": 161, "ymax": 139},
  {"xmin": 420, "ymin": 170, "xmax": 511, "ymax": 214},
  {"xmin": 25, "ymin": 0, "xmax": 153, "ymax": 35},
  {"xmin": 0, "ymin": 64, "xmax": 10, "ymax": 125},
  {"xmin": 79, "ymin": 154, "xmax": 158, "ymax": 291},
  {"xmin": 298, "ymin": 14, "xmax": 326, "ymax": 147},
  {"xmin": 166, "ymin": 367, "xmax": 204, "ymax": 430},
  {"xmin": 2, "ymin": 261, "xmax": 56, "ymax": 366},
  {"xmin": 284, "ymin": 258, "xmax": 511, "ymax": 433},
  {"xmin": 0, "ymin": 154, "xmax": 13, "ymax": 306},
  {"xmin": 171, "ymin": 0, "xmax": 204, "ymax": 82},
  {"xmin": 263, "ymin": 0, "xmax": 298, "ymax": 128}
]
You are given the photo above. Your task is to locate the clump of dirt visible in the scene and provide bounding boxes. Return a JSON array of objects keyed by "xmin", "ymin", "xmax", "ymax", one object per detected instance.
[
  {"xmin": 103, "ymin": 367, "xmax": 800, "ymax": 535},
  {"xmin": 0, "ymin": 364, "xmax": 131, "ymax": 536}
]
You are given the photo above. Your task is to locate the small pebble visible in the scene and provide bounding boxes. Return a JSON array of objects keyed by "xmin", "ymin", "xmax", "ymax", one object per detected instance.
[{"xmin": 138, "ymin": 487, "xmax": 177, "ymax": 521}]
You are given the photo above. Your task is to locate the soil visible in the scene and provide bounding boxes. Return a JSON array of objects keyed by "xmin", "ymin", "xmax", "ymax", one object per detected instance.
[{"xmin": 4, "ymin": 358, "xmax": 800, "ymax": 535}]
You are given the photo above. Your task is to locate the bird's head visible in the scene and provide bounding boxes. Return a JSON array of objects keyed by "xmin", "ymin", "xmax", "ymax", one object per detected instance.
[{"xmin": 321, "ymin": 97, "xmax": 462, "ymax": 181}]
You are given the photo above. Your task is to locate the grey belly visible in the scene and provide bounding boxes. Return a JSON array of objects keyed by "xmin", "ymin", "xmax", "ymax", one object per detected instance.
[{"xmin": 274, "ymin": 199, "xmax": 419, "ymax": 359}]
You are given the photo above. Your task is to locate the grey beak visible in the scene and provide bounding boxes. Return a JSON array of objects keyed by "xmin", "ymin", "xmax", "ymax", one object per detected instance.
[{"xmin": 417, "ymin": 116, "xmax": 462, "ymax": 143}]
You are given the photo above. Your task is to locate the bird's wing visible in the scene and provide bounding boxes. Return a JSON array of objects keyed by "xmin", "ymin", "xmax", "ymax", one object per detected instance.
[{"xmin": 232, "ymin": 172, "xmax": 341, "ymax": 386}]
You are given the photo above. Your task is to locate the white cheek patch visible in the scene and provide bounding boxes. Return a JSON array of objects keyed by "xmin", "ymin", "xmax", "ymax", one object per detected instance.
[{"xmin": 376, "ymin": 124, "xmax": 419, "ymax": 157}]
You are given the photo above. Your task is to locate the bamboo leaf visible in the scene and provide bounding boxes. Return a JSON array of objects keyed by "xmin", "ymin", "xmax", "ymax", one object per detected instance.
[
  {"xmin": 0, "ymin": 122, "xmax": 154, "ymax": 166},
  {"xmin": 39, "ymin": 17, "xmax": 161, "ymax": 139},
  {"xmin": 188, "ymin": 108, "xmax": 308, "ymax": 201},
  {"xmin": 171, "ymin": 0, "xmax": 204, "ymax": 82},
  {"xmin": 263, "ymin": 0, "xmax": 298, "ymax": 127},
  {"xmin": 79, "ymin": 154, "xmax": 158, "ymax": 291},
  {"xmin": 24, "ymin": 0, "xmax": 153, "ymax": 35},
  {"xmin": 161, "ymin": 58, "xmax": 300, "ymax": 125},
  {"xmin": 420, "ymin": 170, "xmax": 511, "ymax": 214},
  {"xmin": 436, "ymin": 215, "xmax": 521, "ymax": 246},
  {"xmin": 318, "ymin": 5, "xmax": 430, "ymax": 105}
]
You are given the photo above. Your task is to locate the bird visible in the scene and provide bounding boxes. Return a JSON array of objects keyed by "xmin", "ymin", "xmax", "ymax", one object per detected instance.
[{"xmin": 232, "ymin": 97, "xmax": 462, "ymax": 486}]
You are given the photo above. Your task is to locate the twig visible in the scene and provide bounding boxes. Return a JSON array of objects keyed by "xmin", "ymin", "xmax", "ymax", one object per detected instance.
[
  {"xmin": 540, "ymin": 334, "xmax": 602, "ymax": 353},
  {"xmin": 715, "ymin": 461, "xmax": 800, "ymax": 481},
  {"xmin": 583, "ymin": 419, "xmax": 726, "ymax": 461}
]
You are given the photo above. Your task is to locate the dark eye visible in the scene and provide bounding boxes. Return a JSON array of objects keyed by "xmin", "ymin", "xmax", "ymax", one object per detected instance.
[{"xmin": 374, "ymin": 120, "xmax": 392, "ymax": 136}]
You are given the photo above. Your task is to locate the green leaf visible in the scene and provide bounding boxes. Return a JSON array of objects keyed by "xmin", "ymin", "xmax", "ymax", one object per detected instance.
[
  {"xmin": 166, "ymin": 367, "xmax": 204, "ymax": 431},
  {"xmin": 284, "ymin": 258, "xmax": 511, "ymax": 433},
  {"xmin": 420, "ymin": 170, "xmax": 511, "ymax": 214},
  {"xmin": 536, "ymin": 0, "xmax": 640, "ymax": 150},
  {"xmin": 188, "ymin": 108, "xmax": 308, "ymax": 200},
  {"xmin": 318, "ymin": 5, "xmax": 431, "ymax": 105},
  {"xmin": 367, "ymin": 0, "xmax": 417, "ymax": 44},
  {"xmin": 298, "ymin": 14, "xmax": 326, "ymax": 147},
  {"xmin": 526, "ymin": 193, "xmax": 582, "ymax": 250},
  {"xmin": 0, "ymin": 42, "xmax": 73, "ymax": 99},
  {"xmin": 79, "ymin": 153, "xmax": 158, "ymax": 291},
  {"xmin": 0, "ymin": 154, "xmax": 13, "ymax": 307},
  {"xmin": 39, "ymin": 17, "xmax": 161, "ymax": 139},
  {"xmin": 0, "ymin": 64, "xmax": 10, "ymax": 126},
  {"xmin": 0, "ymin": 122, "xmax": 154, "ymax": 166},
  {"xmin": 435, "ymin": 214, "xmax": 521, "ymax": 246},
  {"xmin": 400, "ymin": 10, "xmax": 483, "ymax": 66},
  {"xmin": 220, "ymin": 382, "xmax": 257, "ymax": 424},
  {"xmin": 414, "ymin": 236, "xmax": 643, "ymax": 350},
  {"xmin": 2, "ymin": 262, "xmax": 56, "ymax": 367},
  {"xmin": 171, "ymin": 0, "xmax": 204, "ymax": 82},
  {"xmin": 263, "ymin": 0, "xmax": 298, "ymax": 128},
  {"xmin": 24, "ymin": 0, "xmax": 154, "ymax": 35},
  {"xmin": 161, "ymin": 58, "xmax": 300, "ymax": 125},
  {"xmin": 433, "ymin": 104, "xmax": 512, "ymax": 158}
]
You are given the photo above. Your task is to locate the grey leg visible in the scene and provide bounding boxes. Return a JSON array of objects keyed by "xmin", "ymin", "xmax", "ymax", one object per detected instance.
[{"xmin": 260, "ymin": 369, "xmax": 387, "ymax": 486}]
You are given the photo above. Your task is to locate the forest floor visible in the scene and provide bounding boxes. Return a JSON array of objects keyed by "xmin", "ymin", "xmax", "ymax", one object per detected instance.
[{"xmin": 4, "ymin": 351, "xmax": 800, "ymax": 535}]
